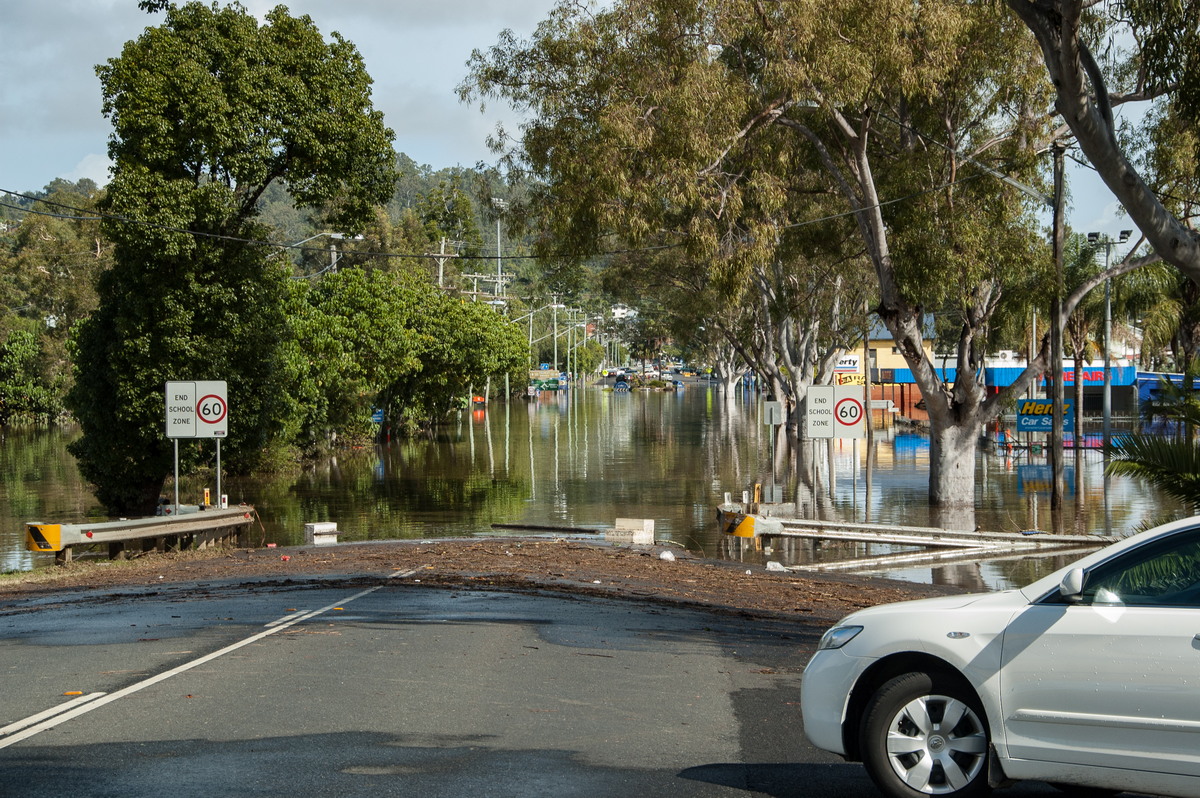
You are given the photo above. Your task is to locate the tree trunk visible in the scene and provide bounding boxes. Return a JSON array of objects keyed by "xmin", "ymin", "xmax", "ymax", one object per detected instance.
[
  {"xmin": 927, "ymin": 415, "xmax": 980, "ymax": 518},
  {"xmin": 1006, "ymin": 0, "xmax": 1200, "ymax": 285}
]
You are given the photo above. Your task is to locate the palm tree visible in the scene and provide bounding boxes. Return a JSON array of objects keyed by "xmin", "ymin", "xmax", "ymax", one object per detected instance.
[
  {"xmin": 1116, "ymin": 262, "xmax": 1200, "ymax": 372},
  {"xmin": 1106, "ymin": 366, "xmax": 1200, "ymax": 512}
]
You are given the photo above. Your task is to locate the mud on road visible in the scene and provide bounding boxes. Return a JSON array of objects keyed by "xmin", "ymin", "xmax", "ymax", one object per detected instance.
[{"xmin": 0, "ymin": 538, "xmax": 964, "ymax": 621}]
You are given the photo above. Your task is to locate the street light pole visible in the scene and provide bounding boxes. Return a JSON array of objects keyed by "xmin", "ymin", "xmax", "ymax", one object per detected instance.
[{"xmin": 1088, "ymin": 229, "xmax": 1132, "ymax": 453}]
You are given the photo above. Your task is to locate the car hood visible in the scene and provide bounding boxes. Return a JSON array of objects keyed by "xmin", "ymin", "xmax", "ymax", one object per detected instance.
[{"xmin": 836, "ymin": 589, "xmax": 1028, "ymax": 625}]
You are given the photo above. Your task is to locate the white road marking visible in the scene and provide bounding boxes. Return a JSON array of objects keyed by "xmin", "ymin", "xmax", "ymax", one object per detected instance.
[
  {"xmin": 0, "ymin": 585, "xmax": 381, "ymax": 749},
  {"xmin": 0, "ymin": 692, "xmax": 105, "ymax": 738}
]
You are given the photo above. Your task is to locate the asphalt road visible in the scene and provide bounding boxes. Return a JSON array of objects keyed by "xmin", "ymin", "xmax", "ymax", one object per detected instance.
[{"xmin": 0, "ymin": 577, "xmax": 1105, "ymax": 797}]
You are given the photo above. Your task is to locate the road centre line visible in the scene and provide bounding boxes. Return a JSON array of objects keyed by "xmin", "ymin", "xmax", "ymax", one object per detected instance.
[
  {"xmin": 0, "ymin": 692, "xmax": 105, "ymax": 738},
  {"xmin": 0, "ymin": 585, "xmax": 382, "ymax": 750},
  {"xmin": 263, "ymin": 608, "xmax": 324, "ymax": 628}
]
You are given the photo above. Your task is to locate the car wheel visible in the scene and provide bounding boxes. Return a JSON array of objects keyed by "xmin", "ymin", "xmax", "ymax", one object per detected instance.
[{"xmin": 860, "ymin": 671, "xmax": 990, "ymax": 798}]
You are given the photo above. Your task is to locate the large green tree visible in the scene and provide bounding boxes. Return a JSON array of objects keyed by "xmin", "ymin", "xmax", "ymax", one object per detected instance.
[
  {"xmin": 464, "ymin": 0, "xmax": 1063, "ymax": 522},
  {"xmin": 384, "ymin": 291, "xmax": 530, "ymax": 431},
  {"xmin": 69, "ymin": 2, "xmax": 395, "ymax": 514}
]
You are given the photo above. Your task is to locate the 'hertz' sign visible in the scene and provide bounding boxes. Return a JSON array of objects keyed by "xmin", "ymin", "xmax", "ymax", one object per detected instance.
[{"xmin": 1016, "ymin": 398, "xmax": 1074, "ymax": 432}]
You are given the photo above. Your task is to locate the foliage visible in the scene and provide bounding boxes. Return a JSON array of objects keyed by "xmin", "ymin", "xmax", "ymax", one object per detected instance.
[
  {"xmin": 284, "ymin": 270, "xmax": 423, "ymax": 452},
  {"xmin": 0, "ymin": 327, "xmax": 57, "ymax": 425},
  {"xmin": 68, "ymin": 2, "xmax": 396, "ymax": 514},
  {"xmin": 1107, "ymin": 435, "xmax": 1200, "ymax": 511},
  {"xmin": 1005, "ymin": 0, "xmax": 1200, "ymax": 287},
  {"xmin": 575, "ymin": 339, "xmax": 605, "ymax": 375},
  {"xmin": 385, "ymin": 293, "xmax": 530, "ymax": 431},
  {"xmin": 1107, "ymin": 370, "xmax": 1200, "ymax": 511},
  {"xmin": 464, "ymin": 0, "xmax": 1056, "ymax": 512},
  {"xmin": 0, "ymin": 180, "xmax": 109, "ymax": 409}
]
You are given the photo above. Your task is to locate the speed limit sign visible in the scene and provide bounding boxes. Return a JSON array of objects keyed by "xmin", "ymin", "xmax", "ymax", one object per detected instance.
[
  {"xmin": 833, "ymin": 386, "xmax": 865, "ymax": 439},
  {"xmin": 166, "ymin": 381, "xmax": 228, "ymax": 438}
]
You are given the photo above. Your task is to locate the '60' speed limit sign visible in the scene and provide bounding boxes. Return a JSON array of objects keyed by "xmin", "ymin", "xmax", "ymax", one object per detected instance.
[
  {"xmin": 165, "ymin": 381, "xmax": 229, "ymax": 438},
  {"xmin": 832, "ymin": 386, "xmax": 866, "ymax": 439}
]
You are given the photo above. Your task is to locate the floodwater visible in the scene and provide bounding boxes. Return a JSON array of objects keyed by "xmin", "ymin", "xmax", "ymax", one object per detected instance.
[{"xmin": 0, "ymin": 385, "xmax": 1184, "ymax": 591}]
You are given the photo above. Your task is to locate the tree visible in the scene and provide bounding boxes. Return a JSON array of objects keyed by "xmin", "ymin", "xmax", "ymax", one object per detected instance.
[
  {"xmin": 0, "ymin": 326, "xmax": 56, "ymax": 425},
  {"xmin": 69, "ymin": 2, "xmax": 396, "ymax": 514},
  {"xmin": 0, "ymin": 182, "xmax": 109, "ymax": 409},
  {"xmin": 464, "ymin": 0, "xmax": 1065, "ymax": 523},
  {"xmin": 1005, "ymin": 0, "xmax": 1200, "ymax": 285},
  {"xmin": 385, "ymin": 292, "xmax": 529, "ymax": 431},
  {"xmin": 285, "ymin": 270, "xmax": 422, "ymax": 452}
]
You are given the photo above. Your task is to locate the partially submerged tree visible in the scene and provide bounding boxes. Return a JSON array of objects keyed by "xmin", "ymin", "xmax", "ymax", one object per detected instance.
[
  {"xmin": 464, "ymin": 0, "xmax": 1067, "ymax": 522},
  {"xmin": 70, "ymin": 2, "xmax": 396, "ymax": 513}
]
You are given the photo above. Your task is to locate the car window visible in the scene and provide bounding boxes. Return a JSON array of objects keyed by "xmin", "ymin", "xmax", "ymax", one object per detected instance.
[{"xmin": 1079, "ymin": 529, "xmax": 1200, "ymax": 607}]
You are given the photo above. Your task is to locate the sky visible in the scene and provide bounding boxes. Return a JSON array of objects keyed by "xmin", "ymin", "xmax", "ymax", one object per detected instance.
[
  {"xmin": 0, "ymin": 0, "xmax": 1134, "ymax": 243},
  {"xmin": 0, "ymin": 0, "xmax": 558, "ymax": 193}
]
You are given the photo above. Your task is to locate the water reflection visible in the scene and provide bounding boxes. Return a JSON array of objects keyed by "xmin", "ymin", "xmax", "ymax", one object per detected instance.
[{"xmin": 2, "ymin": 386, "xmax": 1185, "ymax": 590}]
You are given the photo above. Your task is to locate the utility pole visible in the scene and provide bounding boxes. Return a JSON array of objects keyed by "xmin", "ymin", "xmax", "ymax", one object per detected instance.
[
  {"xmin": 492, "ymin": 198, "xmax": 507, "ymax": 298},
  {"xmin": 1050, "ymin": 143, "xmax": 1066, "ymax": 525},
  {"xmin": 429, "ymin": 237, "xmax": 459, "ymax": 288}
]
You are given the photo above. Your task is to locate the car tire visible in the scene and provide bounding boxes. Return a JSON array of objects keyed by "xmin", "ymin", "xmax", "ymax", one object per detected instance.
[{"xmin": 860, "ymin": 671, "xmax": 991, "ymax": 798}]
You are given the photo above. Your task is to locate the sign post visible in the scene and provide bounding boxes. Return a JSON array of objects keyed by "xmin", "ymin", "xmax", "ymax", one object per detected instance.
[{"xmin": 165, "ymin": 381, "xmax": 229, "ymax": 514}]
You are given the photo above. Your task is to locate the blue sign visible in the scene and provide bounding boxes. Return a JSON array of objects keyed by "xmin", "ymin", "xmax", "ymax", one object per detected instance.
[
  {"xmin": 1016, "ymin": 398, "xmax": 1074, "ymax": 432},
  {"xmin": 1017, "ymin": 465, "xmax": 1076, "ymax": 496}
]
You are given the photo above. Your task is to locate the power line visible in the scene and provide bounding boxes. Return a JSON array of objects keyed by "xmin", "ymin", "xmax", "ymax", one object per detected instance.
[{"xmin": 1, "ymin": 162, "xmax": 1015, "ymax": 264}]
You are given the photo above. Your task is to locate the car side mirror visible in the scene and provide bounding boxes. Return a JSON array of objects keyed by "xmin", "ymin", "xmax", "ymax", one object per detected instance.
[{"xmin": 1059, "ymin": 568, "xmax": 1086, "ymax": 602}]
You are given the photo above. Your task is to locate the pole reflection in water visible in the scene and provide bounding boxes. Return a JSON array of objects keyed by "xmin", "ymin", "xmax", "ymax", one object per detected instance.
[{"xmin": 1, "ymin": 386, "xmax": 1186, "ymax": 589}]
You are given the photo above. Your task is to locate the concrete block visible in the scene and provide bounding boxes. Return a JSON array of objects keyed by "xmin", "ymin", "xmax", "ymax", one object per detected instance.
[
  {"xmin": 304, "ymin": 521, "xmax": 339, "ymax": 546},
  {"xmin": 606, "ymin": 518, "xmax": 655, "ymax": 545}
]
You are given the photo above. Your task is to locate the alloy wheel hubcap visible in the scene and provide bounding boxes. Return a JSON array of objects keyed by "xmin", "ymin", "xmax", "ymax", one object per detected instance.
[{"xmin": 884, "ymin": 694, "xmax": 987, "ymax": 795}]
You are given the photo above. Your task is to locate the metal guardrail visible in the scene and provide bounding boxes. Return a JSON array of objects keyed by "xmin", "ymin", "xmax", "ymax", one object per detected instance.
[
  {"xmin": 718, "ymin": 507, "xmax": 1107, "ymax": 573},
  {"xmin": 26, "ymin": 506, "xmax": 258, "ymax": 564}
]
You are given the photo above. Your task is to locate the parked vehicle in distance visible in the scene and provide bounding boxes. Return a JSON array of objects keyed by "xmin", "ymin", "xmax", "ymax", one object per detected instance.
[{"xmin": 802, "ymin": 515, "xmax": 1200, "ymax": 798}]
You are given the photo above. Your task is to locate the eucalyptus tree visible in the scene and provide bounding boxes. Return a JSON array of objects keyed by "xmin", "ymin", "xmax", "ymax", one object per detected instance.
[
  {"xmin": 464, "ymin": 0, "xmax": 1068, "ymax": 519},
  {"xmin": 1007, "ymin": 0, "xmax": 1200, "ymax": 285},
  {"xmin": 463, "ymin": 1, "xmax": 872, "ymax": 427},
  {"xmin": 70, "ymin": 2, "xmax": 396, "ymax": 513},
  {"xmin": 1121, "ymin": 99, "xmax": 1200, "ymax": 370}
]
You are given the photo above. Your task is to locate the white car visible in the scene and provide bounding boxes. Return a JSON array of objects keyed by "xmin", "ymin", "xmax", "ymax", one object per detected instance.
[{"xmin": 802, "ymin": 516, "xmax": 1200, "ymax": 798}]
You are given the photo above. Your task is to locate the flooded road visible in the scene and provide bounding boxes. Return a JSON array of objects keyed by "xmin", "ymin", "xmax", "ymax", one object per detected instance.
[{"xmin": 1, "ymin": 385, "xmax": 1182, "ymax": 589}]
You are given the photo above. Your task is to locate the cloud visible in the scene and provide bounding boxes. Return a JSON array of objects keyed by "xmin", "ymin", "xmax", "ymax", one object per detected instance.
[
  {"xmin": 0, "ymin": 0, "xmax": 555, "ymax": 191},
  {"xmin": 67, "ymin": 154, "xmax": 114, "ymax": 187}
]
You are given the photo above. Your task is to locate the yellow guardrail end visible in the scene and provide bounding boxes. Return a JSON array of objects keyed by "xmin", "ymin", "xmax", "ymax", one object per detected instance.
[
  {"xmin": 733, "ymin": 516, "xmax": 756, "ymax": 538},
  {"xmin": 26, "ymin": 523, "xmax": 62, "ymax": 552}
]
